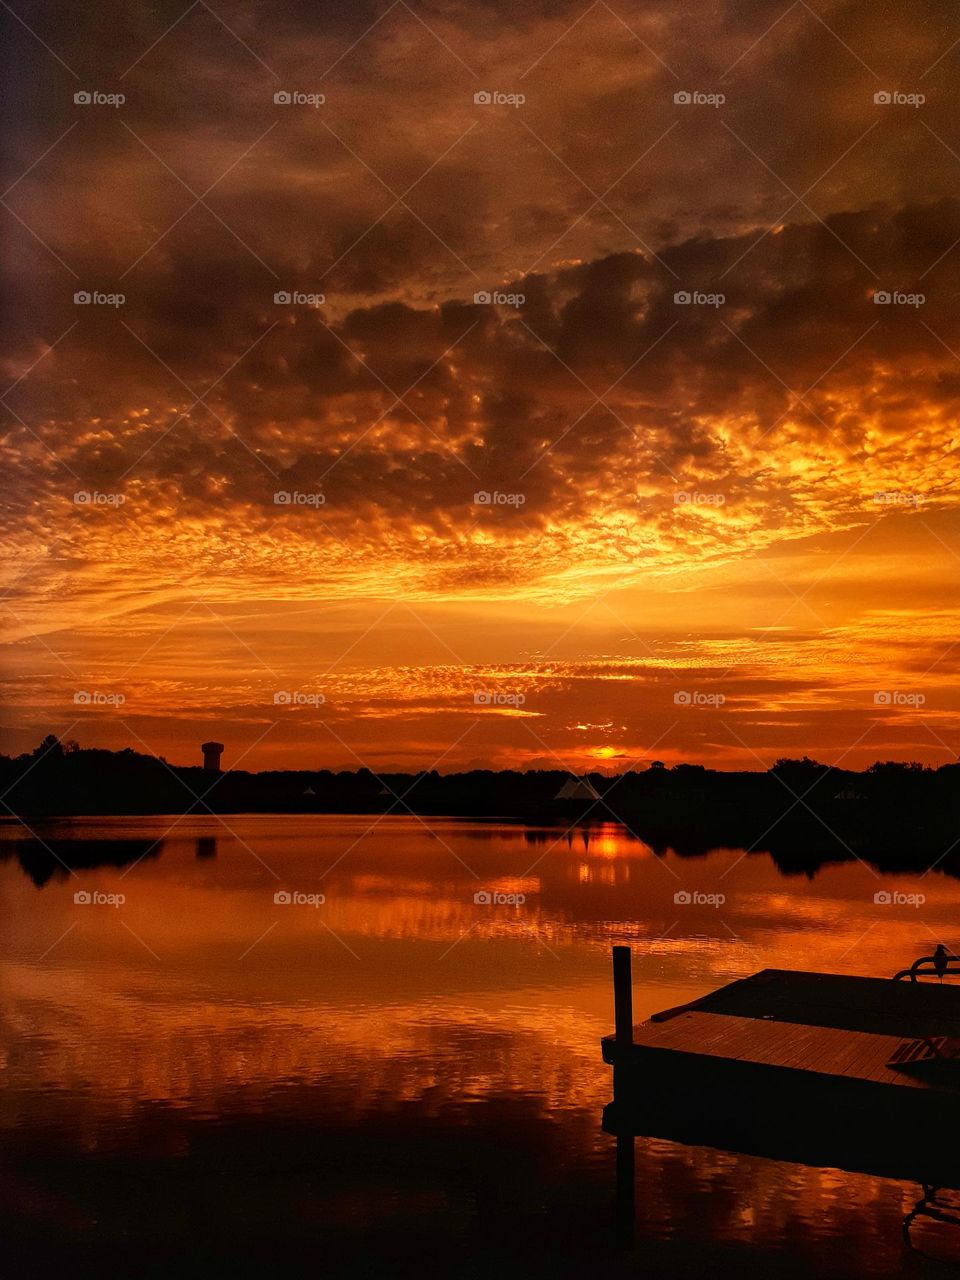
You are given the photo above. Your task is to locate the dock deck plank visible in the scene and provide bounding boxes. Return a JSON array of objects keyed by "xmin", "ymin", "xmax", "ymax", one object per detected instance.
[
  {"xmin": 604, "ymin": 964, "xmax": 960, "ymax": 1187},
  {"xmin": 685, "ymin": 968, "xmax": 960, "ymax": 1038},
  {"xmin": 617, "ymin": 1010, "xmax": 939, "ymax": 1089},
  {"xmin": 605, "ymin": 969, "xmax": 960, "ymax": 1096}
]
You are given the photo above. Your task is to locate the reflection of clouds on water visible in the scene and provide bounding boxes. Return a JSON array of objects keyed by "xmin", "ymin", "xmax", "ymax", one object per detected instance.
[{"xmin": 2, "ymin": 816, "xmax": 959, "ymax": 1269}]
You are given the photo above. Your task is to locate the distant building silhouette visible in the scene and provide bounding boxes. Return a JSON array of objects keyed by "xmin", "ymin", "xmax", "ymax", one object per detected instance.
[
  {"xmin": 201, "ymin": 741, "xmax": 224, "ymax": 772},
  {"xmin": 555, "ymin": 775, "xmax": 601, "ymax": 801}
]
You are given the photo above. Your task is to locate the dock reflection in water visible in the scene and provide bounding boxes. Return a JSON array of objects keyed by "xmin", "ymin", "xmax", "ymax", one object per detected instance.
[{"xmin": 1, "ymin": 815, "xmax": 959, "ymax": 1275}]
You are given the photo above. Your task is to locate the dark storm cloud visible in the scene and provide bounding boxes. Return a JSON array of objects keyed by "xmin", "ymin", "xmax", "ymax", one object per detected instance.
[
  {"xmin": 4, "ymin": 194, "xmax": 960, "ymax": 551},
  {"xmin": 3, "ymin": 0, "xmax": 960, "ymax": 776}
]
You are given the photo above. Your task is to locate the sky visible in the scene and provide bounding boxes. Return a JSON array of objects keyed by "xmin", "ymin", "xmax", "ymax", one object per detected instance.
[{"xmin": 1, "ymin": 0, "xmax": 959, "ymax": 773}]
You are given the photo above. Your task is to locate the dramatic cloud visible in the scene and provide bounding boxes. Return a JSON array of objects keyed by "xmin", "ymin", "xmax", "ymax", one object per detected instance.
[{"xmin": 2, "ymin": 0, "xmax": 959, "ymax": 768}]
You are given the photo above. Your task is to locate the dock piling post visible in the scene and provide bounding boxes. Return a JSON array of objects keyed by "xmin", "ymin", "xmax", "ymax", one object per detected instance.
[
  {"xmin": 613, "ymin": 945, "xmax": 633, "ymax": 1045},
  {"xmin": 615, "ymin": 1129, "xmax": 636, "ymax": 1249}
]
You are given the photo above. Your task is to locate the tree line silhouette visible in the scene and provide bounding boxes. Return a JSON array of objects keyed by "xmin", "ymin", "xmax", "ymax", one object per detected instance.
[{"xmin": 2, "ymin": 737, "xmax": 958, "ymax": 863}]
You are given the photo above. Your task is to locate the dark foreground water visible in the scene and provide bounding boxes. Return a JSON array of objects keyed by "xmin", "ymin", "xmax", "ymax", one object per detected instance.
[{"xmin": 2, "ymin": 815, "xmax": 959, "ymax": 1277}]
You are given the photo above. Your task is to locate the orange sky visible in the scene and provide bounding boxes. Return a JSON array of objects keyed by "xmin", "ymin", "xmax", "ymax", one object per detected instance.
[{"xmin": 2, "ymin": 0, "xmax": 959, "ymax": 771}]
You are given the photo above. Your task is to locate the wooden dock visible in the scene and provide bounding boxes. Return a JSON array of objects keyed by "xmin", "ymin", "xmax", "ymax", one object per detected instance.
[{"xmin": 603, "ymin": 949, "xmax": 960, "ymax": 1192}]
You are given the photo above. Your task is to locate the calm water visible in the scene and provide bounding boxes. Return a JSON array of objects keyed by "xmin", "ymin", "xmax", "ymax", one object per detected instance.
[{"xmin": 2, "ymin": 815, "xmax": 959, "ymax": 1276}]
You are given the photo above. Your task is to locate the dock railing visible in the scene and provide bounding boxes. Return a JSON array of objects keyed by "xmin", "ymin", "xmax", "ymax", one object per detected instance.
[{"xmin": 893, "ymin": 952, "xmax": 960, "ymax": 982}]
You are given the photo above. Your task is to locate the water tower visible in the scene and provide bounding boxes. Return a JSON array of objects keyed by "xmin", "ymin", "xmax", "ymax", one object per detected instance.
[{"xmin": 201, "ymin": 741, "xmax": 224, "ymax": 772}]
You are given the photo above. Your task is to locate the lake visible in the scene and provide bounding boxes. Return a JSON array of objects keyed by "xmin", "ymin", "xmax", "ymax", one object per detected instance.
[{"xmin": 1, "ymin": 815, "xmax": 958, "ymax": 1276}]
